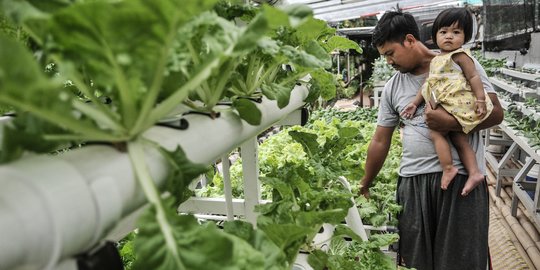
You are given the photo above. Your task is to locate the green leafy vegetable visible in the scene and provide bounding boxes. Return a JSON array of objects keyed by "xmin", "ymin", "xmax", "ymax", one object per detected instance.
[
  {"xmin": 308, "ymin": 224, "xmax": 400, "ymax": 270},
  {"xmin": 133, "ymin": 201, "xmax": 265, "ymax": 270}
]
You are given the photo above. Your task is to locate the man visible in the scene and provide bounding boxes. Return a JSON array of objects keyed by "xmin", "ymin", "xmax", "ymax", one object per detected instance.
[
  {"xmin": 342, "ymin": 68, "xmax": 349, "ymax": 83},
  {"xmin": 359, "ymin": 11, "xmax": 503, "ymax": 270}
]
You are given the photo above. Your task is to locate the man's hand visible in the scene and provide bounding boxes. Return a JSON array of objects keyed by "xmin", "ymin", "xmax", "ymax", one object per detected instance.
[
  {"xmin": 359, "ymin": 184, "xmax": 370, "ymax": 199},
  {"xmin": 425, "ymin": 93, "xmax": 503, "ymax": 133},
  {"xmin": 358, "ymin": 126, "xmax": 394, "ymax": 200},
  {"xmin": 424, "ymin": 103, "xmax": 460, "ymax": 133}
]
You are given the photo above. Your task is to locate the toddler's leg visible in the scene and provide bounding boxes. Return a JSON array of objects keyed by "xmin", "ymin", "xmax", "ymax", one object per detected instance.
[
  {"xmin": 450, "ymin": 133, "xmax": 485, "ymax": 196},
  {"xmin": 431, "ymin": 130, "xmax": 458, "ymax": 189}
]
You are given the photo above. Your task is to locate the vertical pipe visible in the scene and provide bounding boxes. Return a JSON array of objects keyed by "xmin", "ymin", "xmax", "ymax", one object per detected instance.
[
  {"xmin": 241, "ymin": 138, "xmax": 261, "ymax": 225},
  {"xmin": 338, "ymin": 177, "xmax": 368, "ymax": 241},
  {"xmin": 221, "ymin": 154, "xmax": 235, "ymax": 220},
  {"xmin": 347, "ymin": 52, "xmax": 350, "ymax": 82},
  {"xmin": 535, "ymin": 161, "xmax": 540, "ymax": 212},
  {"xmin": 337, "ymin": 55, "xmax": 340, "ymax": 75}
]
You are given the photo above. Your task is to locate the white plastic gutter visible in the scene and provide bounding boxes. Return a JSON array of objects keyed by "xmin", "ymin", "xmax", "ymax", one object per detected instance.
[{"xmin": 0, "ymin": 84, "xmax": 309, "ymax": 270}]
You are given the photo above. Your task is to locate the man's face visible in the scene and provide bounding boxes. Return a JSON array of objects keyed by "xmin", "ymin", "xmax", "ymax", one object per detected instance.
[{"xmin": 377, "ymin": 37, "xmax": 417, "ymax": 73}]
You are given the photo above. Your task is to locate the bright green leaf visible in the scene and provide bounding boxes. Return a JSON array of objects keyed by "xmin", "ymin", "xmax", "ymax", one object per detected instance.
[
  {"xmin": 159, "ymin": 146, "xmax": 209, "ymax": 205},
  {"xmin": 288, "ymin": 130, "xmax": 319, "ymax": 156},
  {"xmin": 233, "ymin": 98, "xmax": 262, "ymax": 125},
  {"xmin": 261, "ymin": 83, "xmax": 292, "ymax": 109},
  {"xmin": 325, "ymin": 35, "xmax": 362, "ymax": 54}
]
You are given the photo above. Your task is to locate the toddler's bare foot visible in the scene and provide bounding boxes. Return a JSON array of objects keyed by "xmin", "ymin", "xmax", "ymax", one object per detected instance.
[
  {"xmin": 461, "ymin": 173, "xmax": 485, "ymax": 196},
  {"xmin": 441, "ymin": 166, "xmax": 458, "ymax": 190}
]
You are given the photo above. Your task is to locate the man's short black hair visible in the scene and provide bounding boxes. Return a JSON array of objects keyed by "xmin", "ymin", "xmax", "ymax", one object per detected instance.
[
  {"xmin": 372, "ymin": 11, "xmax": 420, "ymax": 48},
  {"xmin": 431, "ymin": 7, "xmax": 474, "ymax": 45}
]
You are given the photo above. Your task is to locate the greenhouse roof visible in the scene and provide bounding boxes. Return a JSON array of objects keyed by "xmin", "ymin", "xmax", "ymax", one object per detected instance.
[{"xmin": 279, "ymin": 0, "xmax": 472, "ymax": 22}]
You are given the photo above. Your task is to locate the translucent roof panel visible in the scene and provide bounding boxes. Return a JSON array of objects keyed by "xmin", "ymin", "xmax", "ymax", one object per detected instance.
[{"xmin": 280, "ymin": 0, "xmax": 468, "ymax": 22}]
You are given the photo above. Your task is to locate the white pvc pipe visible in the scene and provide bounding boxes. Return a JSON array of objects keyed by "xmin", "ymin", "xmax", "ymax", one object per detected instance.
[
  {"xmin": 240, "ymin": 138, "xmax": 261, "ymax": 225},
  {"xmin": 0, "ymin": 84, "xmax": 309, "ymax": 270},
  {"xmin": 0, "ymin": 116, "xmax": 12, "ymax": 146},
  {"xmin": 338, "ymin": 176, "xmax": 368, "ymax": 241},
  {"xmin": 221, "ymin": 153, "xmax": 235, "ymax": 220}
]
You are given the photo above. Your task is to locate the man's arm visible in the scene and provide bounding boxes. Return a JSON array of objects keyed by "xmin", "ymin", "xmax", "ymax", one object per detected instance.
[
  {"xmin": 359, "ymin": 125, "xmax": 395, "ymax": 197},
  {"xmin": 424, "ymin": 92, "xmax": 503, "ymax": 132}
]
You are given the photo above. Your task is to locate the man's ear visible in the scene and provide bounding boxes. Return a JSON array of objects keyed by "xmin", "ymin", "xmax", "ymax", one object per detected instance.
[{"xmin": 404, "ymin": 34, "xmax": 417, "ymax": 46}]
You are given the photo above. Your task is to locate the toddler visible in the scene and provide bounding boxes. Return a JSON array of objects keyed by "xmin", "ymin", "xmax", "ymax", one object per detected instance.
[{"xmin": 401, "ymin": 7, "xmax": 493, "ymax": 196}]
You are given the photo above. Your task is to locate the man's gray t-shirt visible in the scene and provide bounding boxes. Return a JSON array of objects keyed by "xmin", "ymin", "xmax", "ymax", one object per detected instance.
[{"xmin": 377, "ymin": 58, "xmax": 495, "ymax": 177}]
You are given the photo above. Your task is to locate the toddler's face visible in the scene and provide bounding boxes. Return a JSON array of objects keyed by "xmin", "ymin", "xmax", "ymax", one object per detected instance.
[{"xmin": 436, "ymin": 22, "xmax": 465, "ymax": 52}]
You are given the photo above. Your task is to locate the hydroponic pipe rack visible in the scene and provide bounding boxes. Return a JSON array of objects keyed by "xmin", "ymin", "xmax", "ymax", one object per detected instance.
[{"xmin": 0, "ymin": 84, "xmax": 309, "ymax": 270}]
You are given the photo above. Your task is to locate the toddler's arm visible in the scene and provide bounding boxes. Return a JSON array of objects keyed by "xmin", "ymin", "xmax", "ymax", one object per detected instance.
[
  {"xmin": 401, "ymin": 89, "xmax": 424, "ymax": 119},
  {"xmin": 452, "ymin": 52, "xmax": 487, "ymax": 118}
]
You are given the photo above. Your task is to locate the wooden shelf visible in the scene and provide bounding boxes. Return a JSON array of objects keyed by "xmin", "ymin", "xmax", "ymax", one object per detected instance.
[
  {"xmin": 500, "ymin": 68, "xmax": 540, "ymax": 82},
  {"xmin": 488, "ymin": 71, "xmax": 540, "ymax": 229},
  {"xmin": 500, "ymin": 99, "xmax": 513, "ymax": 110},
  {"xmin": 520, "ymin": 105, "xmax": 540, "ymax": 121},
  {"xmin": 486, "ymin": 122, "xmax": 540, "ymax": 229},
  {"xmin": 498, "ymin": 122, "xmax": 540, "ymax": 160},
  {"xmin": 512, "ymin": 180, "xmax": 540, "ymax": 232},
  {"xmin": 496, "ymin": 97, "xmax": 540, "ymax": 121},
  {"xmin": 522, "ymin": 89, "xmax": 539, "ymax": 99},
  {"xmin": 490, "ymin": 77, "xmax": 521, "ymax": 95}
]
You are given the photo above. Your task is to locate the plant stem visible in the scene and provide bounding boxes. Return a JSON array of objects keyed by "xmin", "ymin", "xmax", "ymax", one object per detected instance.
[
  {"xmin": 132, "ymin": 11, "xmax": 182, "ymax": 135},
  {"xmin": 246, "ymin": 56, "xmax": 259, "ymax": 93},
  {"xmin": 127, "ymin": 140, "xmax": 186, "ymax": 270},
  {"xmin": 252, "ymin": 64, "xmax": 279, "ymax": 94},
  {"xmin": 138, "ymin": 43, "xmax": 221, "ymax": 134},
  {"xmin": 100, "ymin": 38, "xmax": 136, "ymax": 128},
  {"xmin": 72, "ymin": 100, "xmax": 125, "ymax": 133},
  {"xmin": 280, "ymin": 71, "xmax": 309, "ymax": 86}
]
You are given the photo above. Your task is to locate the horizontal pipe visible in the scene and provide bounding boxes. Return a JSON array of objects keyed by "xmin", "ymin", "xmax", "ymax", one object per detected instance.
[
  {"xmin": 178, "ymin": 197, "xmax": 248, "ymax": 217},
  {"xmin": 0, "ymin": 84, "xmax": 309, "ymax": 270}
]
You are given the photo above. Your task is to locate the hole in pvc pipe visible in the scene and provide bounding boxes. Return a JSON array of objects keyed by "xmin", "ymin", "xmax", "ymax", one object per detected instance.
[{"xmin": 76, "ymin": 241, "xmax": 123, "ymax": 270}]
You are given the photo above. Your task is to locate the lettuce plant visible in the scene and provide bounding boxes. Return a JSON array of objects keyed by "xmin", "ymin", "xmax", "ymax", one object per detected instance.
[{"xmin": 308, "ymin": 225, "xmax": 400, "ymax": 270}]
